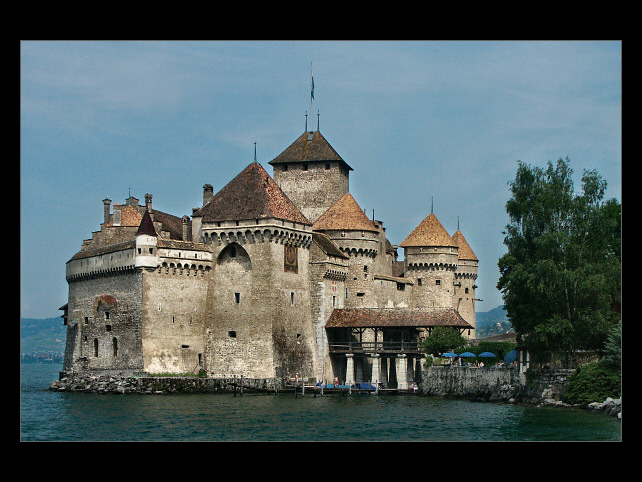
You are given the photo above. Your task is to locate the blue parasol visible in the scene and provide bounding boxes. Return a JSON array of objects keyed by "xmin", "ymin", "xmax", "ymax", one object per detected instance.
[
  {"xmin": 441, "ymin": 352, "xmax": 458, "ymax": 357},
  {"xmin": 478, "ymin": 352, "xmax": 496, "ymax": 357},
  {"xmin": 504, "ymin": 350, "xmax": 518, "ymax": 364},
  {"xmin": 458, "ymin": 352, "xmax": 476, "ymax": 357}
]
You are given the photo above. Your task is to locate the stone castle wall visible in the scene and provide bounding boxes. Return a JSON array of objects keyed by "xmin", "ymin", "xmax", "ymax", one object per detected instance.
[
  {"xmin": 273, "ymin": 161, "xmax": 349, "ymax": 223},
  {"xmin": 65, "ymin": 271, "xmax": 144, "ymax": 372}
]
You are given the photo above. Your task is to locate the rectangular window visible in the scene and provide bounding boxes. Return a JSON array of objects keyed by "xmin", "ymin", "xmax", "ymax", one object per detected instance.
[
  {"xmin": 234, "ymin": 292, "xmax": 240, "ymax": 304},
  {"xmin": 436, "ymin": 279, "xmax": 441, "ymax": 286},
  {"xmin": 228, "ymin": 330, "xmax": 237, "ymax": 338},
  {"xmin": 291, "ymin": 292, "xmax": 295, "ymax": 305},
  {"xmin": 418, "ymin": 278, "xmax": 422, "ymax": 286},
  {"xmin": 104, "ymin": 311, "xmax": 110, "ymax": 320}
]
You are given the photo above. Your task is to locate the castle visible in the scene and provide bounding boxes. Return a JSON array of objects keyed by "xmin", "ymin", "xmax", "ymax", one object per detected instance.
[{"xmin": 60, "ymin": 126, "xmax": 479, "ymax": 389}]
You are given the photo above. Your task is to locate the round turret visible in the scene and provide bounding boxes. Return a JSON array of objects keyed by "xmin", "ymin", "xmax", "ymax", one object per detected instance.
[
  {"xmin": 135, "ymin": 208, "xmax": 159, "ymax": 269},
  {"xmin": 399, "ymin": 213, "xmax": 458, "ymax": 309}
]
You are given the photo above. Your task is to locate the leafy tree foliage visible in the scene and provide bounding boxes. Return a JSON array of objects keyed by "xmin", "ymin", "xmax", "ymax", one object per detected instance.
[
  {"xmin": 422, "ymin": 326, "xmax": 466, "ymax": 356},
  {"xmin": 497, "ymin": 158, "xmax": 621, "ymax": 362}
]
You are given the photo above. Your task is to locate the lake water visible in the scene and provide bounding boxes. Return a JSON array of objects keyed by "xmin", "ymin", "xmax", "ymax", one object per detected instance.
[{"xmin": 20, "ymin": 363, "xmax": 621, "ymax": 442}]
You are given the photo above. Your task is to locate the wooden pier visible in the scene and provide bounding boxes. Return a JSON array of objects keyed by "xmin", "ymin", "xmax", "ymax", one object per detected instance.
[{"xmin": 227, "ymin": 382, "xmax": 418, "ymax": 397}]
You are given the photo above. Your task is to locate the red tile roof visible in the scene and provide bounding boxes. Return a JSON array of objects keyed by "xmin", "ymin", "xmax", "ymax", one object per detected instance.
[{"xmin": 193, "ymin": 162, "xmax": 310, "ymax": 225}]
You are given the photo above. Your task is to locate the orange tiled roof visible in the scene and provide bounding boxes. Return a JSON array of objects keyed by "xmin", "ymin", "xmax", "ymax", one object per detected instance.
[
  {"xmin": 399, "ymin": 213, "xmax": 457, "ymax": 248},
  {"xmin": 451, "ymin": 230, "xmax": 478, "ymax": 261},
  {"xmin": 312, "ymin": 193, "xmax": 378, "ymax": 233}
]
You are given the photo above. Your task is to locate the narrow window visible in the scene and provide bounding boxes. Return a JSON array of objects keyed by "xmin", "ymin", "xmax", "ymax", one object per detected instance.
[
  {"xmin": 106, "ymin": 325, "xmax": 112, "ymax": 332},
  {"xmin": 234, "ymin": 292, "xmax": 240, "ymax": 304},
  {"xmin": 84, "ymin": 317, "xmax": 89, "ymax": 324},
  {"xmin": 303, "ymin": 164, "xmax": 308, "ymax": 171},
  {"xmin": 465, "ymin": 287, "xmax": 469, "ymax": 294},
  {"xmin": 291, "ymin": 292, "xmax": 295, "ymax": 305},
  {"xmin": 94, "ymin": 338, "xmax": 99, "ymax": 357},
  {"xmin": 332, "ymin": 296, "xmax": 336, "ymax": 307},
  {"xmin": 230, "ymin": 246, "xmax": 237, "ymax": 258},
  {"xmin": 418, "ymin": 278, "xmax": 422, "ymax": 286},
  {"xmin": 113, "ymin": 337, "xmax": 118, "ymax": 357},
  {"xmin": 363, "ymin": 265, "xmax": 368, "ymax": 272},
  {"xmin": 361, "ymin": 231, "xmax": 365, "ymax": 237},
  {"xmin": 138, "ymin": 248, "xmax": 142, "ymax": 254},
  {"xmin": 198, "ymin": 353, "xmax": 203, "ymax": 367},
  {"xmin": 345, "ymin": 288, "xmax": 348, "ymax": 299},
  {"xmin": 104, "ymin": 311, "xmax": 110, "ymax": 320},
  {"xmin": 283, "ymin": 164, "xmax": 288, "ymax": 171},
  {"xmin": 149, "ymin": 248, "xmax": 153, "ymax": 254},
  {"xmin": 325, "ymin": 163, "xmax": 330, "ymax": 170},
  {"xmin": 341, "ymin": 231, "xmax": 346, "ymax": 237}
]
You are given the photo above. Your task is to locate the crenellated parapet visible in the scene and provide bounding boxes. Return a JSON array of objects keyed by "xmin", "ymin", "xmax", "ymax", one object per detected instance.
[{"xmin": 201, "ymin": 223, "xmax": 313, "ymax": 249}]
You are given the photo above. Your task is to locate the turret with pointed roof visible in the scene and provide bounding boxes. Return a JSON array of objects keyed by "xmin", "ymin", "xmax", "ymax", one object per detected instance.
[
  {"xmin": 451, "ymin": 228, "xmax": 478, "ymax": 338},
  {"xmin": 401, "ymin": 212, "xmax": 459, "ymax": 311},
  {"xmin": 269, "ymin": 131, "xmax": 351, "ymax": 223}
]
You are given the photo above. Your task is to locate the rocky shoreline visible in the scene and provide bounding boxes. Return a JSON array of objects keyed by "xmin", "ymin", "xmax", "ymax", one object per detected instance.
[{"xmin": 50, "ymin": 371, "xmax": 621, "ymax": 419}]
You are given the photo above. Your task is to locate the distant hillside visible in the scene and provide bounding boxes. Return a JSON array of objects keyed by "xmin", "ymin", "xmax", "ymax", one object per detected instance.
[
  {"xmin": 475, "ymin": 305, "xmax": 513, "ymax": 338},
  {"xmin": 20, "ymin": 317, "xmax": 66, "ymax": 356}
]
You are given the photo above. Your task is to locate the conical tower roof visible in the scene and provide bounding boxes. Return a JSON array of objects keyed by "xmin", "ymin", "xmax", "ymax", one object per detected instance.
[
  {"xmin": 399, "ymin": 213, "xmax": 457, "ymax": 248},
  {"xmin": 451, "ymin": 230, "xmax": 478, "ymax": 261},
  {"xmin": 268, "ymin": 131, "xmax": 353, "ymax": 171},
  {"xmin": 136, "ymin": 208, "xmax": 157, "ymax": 236},
  {"xmin": 312, "ymin": 193, "xmax": 378, "ymax": 233},
  {"xmin": 193, "ymin": 162, "xmax": 310, "ymax": 225}
]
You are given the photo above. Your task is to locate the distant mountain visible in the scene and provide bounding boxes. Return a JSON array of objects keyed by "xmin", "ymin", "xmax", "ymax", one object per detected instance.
[
  {"xmin": 20, "ymin": 317, "xmax": 66, "ymax": 356},
  {"xmin": 475, "ymin": 305, "xmax": 513, "ymax": 338}
]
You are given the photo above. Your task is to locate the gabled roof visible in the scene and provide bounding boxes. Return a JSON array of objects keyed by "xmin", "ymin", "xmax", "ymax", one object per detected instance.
[
  {"xmin": 268, "ymin": 131, "xmax": 353, "ymax": 171},
  {"xmin": 193, "ymin": 162, "xmax": 310, "ymax": 225},
  {"xmin": 451, "ymin": 230, "xmax": 478, "ymax": 261},
  {"xmin": 326, "ymin": 308, "xmax": 472, "ymax": 329},
  {"xmin": 399, "ymin": 213, "xmax": 457, "ymax": 248},
  {"xmin": 312, "ymin": 193, "xmax": 378, "ymax": 233}
]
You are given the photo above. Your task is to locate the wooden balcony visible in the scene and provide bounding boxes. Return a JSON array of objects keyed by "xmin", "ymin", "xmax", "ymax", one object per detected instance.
[{"xmin": 328, "ymin": 341, "xmax": 424, "ymax": 355}]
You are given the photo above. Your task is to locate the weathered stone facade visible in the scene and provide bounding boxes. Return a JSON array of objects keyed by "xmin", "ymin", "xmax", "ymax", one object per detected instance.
[{"xmin": 60, "ymin": 127, "xmax": 480, "ymax": 387}]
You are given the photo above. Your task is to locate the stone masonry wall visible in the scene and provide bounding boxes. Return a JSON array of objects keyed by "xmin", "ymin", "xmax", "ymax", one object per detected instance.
[{"xmin": 64, "ymin": 271, "xmax": 144, "ymax": 372}]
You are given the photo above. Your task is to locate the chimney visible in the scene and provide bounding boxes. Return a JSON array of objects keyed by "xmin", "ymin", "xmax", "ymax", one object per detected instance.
[
  {"xmin": 182, "ymin": 216, "xmax": 190, "ymax": 241},
  {"xmin": 103, "ymin": 198, "xmax": 111, "ymax": 224},
  {"xmin": 145, "ymin": 193, "xmax": 153, "ymax": 214},
  {"xmin": 203, "ymin": 184, "xmax": 213, "ymax": 206}
]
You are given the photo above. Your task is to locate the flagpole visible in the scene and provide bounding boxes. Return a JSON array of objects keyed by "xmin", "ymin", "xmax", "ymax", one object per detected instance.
[{"xmin": 310, "ymin": 62, "xmax": 314, "ymax": 133}]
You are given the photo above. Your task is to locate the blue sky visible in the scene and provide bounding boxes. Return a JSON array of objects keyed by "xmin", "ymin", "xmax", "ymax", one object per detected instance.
[{"xmin": 20, "ymin": 40, "xmax": 622, "ymax": 319}]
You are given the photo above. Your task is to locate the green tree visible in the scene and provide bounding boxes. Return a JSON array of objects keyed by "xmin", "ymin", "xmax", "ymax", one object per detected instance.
[
  {"xmin": 497, "ymin": 158, "xmax": 621, "ymax": 363},
  {"xmin": 422, "ymin": 326, "xmax": 466, "ymax": 356}
]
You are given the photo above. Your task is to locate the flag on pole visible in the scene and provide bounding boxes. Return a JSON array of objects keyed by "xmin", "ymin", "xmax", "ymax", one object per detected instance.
[{"xmin": 311, "ymin": 64, "xmax": 315, "ymax": 100}]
